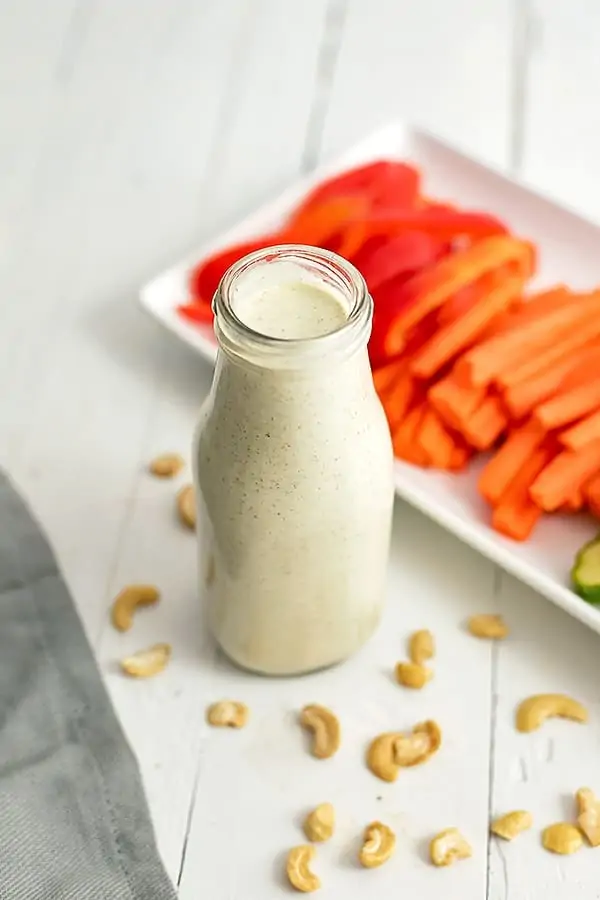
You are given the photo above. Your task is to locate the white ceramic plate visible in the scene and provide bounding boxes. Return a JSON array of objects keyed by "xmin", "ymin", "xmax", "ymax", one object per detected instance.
[{"xmin": 140, "ymin": 121, "xmax": 600, "ymax": 634}]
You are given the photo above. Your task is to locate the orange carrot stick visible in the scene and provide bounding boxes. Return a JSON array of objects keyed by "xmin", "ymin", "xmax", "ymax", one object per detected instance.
[
  {"xmin": 456, "ymin": 292, "xmax": 600, "ymax": 387},
  {"xmin": 373, "ymin": 358, "xmax": 407, "ymax": 397},
  {"xmin": 490, "ymin": 285, "xmax": 570, "ymax": 335},
  {"xmin": 561, "ymin": 485, "xmax": 585, "ymax": 512},
  {"xmin": 534, "ymin": 377, "xmax": 600, "ymax": 431},
  {"xmin": 392, "ymin": 403, "xmax": 430, "ymax": 466},
  {"xmin": 559, "ymin": 408, "xmax": 600, "ymax": 452},
  {"xmin": 478, "ymin": 421, "xmax": 545, "ymax": 504},
  {"xmin": 492, "ymin": 446, "xmax": 553, "ymax": 541},
  {"xmin": 428, "ymin": 374, "xmax": 486, "ymax": 430},
  {"xmin": 385, "ymin": 237, "xmax": 536, "ymax": 354},
  {"xmin": 384, "ymin": 368, "xmax": 415, "ymax": 431},
  {"xmin": 529, "ymin": 439, "xmax": 600, "ymax": 511},
  {"xmin": 447, "ymin": 444, "xmax": 472, "ymax": 471},
  {"xmin": 585, "ymin": 473, "xmax": 600, "ymax": 518},
  {"xmin": 498, "ymin": 331, "xmax": 600, "ymax": 390},
  {"xmin": 502, "ymin": 349, "xmax": 600, "ymax": 420},
  {"xmin": 410, "ymin": 275, "xmax": 525, "ymax": 379},
  {"xmin": 417, "ymin": 408, "xmax": 457, "ymax": 469},
  {"xmin": 458, "ymin": 395, "xmax": 508, "ymax": 450}
]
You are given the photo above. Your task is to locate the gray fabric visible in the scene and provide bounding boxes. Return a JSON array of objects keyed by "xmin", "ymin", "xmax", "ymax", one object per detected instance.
[{"xmin": 0, "ymin": 472, "xmax": 177, "ymax": 900}]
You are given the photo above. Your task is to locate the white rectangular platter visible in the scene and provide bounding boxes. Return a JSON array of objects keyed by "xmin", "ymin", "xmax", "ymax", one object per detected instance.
[{"xmin": 140, "ymin": 121, "xmax": 600, "ymax": 635}]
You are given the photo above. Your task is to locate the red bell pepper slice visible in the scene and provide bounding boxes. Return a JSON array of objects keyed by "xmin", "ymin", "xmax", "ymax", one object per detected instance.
[
  {"xmin": 359, "ymin": 232, "xmax": 446, "ymax": 292},
  {"xmin": 178, "ymin": 302, "xmax": 214, "ymax": 325},
  {"xmin": 189, "ymin": 235, "xmax": 277, "ymax": 304},
  {"xmin": 280, "ymin": 194, "xmax": 369, "ymax": 249},
  {"xmin": 288, "ymin": 160, "xmax": 420, "ymax": 227}
]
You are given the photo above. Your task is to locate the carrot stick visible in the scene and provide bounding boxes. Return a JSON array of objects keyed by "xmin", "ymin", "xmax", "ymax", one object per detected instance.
[
  {"xmin": 417, "ymin": 408, "xmax": 456, "ymax": 468},
  {"xmin": 561, "ymin": 485, "xmax": 585, "ymax": 512},
  {"xmin": 385, "ymin": 237, "xmax": 536, "ymax": 354},
  {"xmin": 392, "ymin": 403, "xmax": 430, "ymax": 466},
  {"xmin": 448, "ymin": 444, "xmax": 472, "ymax": 471},
  {"xmin": 534, "ymin": 377, "xmax": 600, "ymax": 431},
  {"xmin": 410, "ymin": 275, "xmax": 524, "ymax": 379},
  {"xmin": 373, "ymin": 358, "xmax": 407, "ymax": 397},
  {"xmin": 585, "ymin": 473, "xmax": 600, "ymax": 518},
  {"xmin": 384, "ymin": 368, "xmax": 415, "ymax": 431},
  {"xmin": 529, "ymin": 439, "xmax": 600, "ymax": 512},
  {"xmin": 456, "ymin": 292, "xmax": 600, "ymax": 387},
  {"xmin": 559, "ymin": 408, "xmax": 600, "ymax": 452},
  {"xmin": 428, "ymin": 372, "xmax": 486, "ymax": 429},
  {"xmin": 492, "ymin": 446, "xmax": 553, "ymax": 541},
  {"xmin": 490, "ymin": 285, "xmax": 570, "ymax": 335},
  {"xmin": 497, "ymin": 328, "xmax": 600, "ymax": 389},
  {"xmin": 458, "ymin": 395, "xmax": 508, "ymax": 450},
  {"xmin": 478, "ymin": 421, "xmax": 545, "ymax": 504},
  {"xmin": 502, "ymin": 349, "xmax": 600, "ymax": 420}
]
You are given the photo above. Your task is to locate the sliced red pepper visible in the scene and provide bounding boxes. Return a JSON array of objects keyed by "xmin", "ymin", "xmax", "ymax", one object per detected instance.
[
  {"xmin": 359, "ymin": 232, "xmax": 445, "ymax": 292},
  {"xmin": 178, "ymin": 302, "xmax": 214, "ymax": 325},
  {"xmin": 288, "ymin": 160, "xmax": 420, "ymax": 227},
  {"xmin": 345, "ymin": 209, "xmax": 507, "ymax": 242},
  {"xmin": 189, "ymin": 235, "xmax": 277, "ymax": 304},
  {"xmin": 279, "ymin": 194, "xmax": 369, "ymax": 249}
]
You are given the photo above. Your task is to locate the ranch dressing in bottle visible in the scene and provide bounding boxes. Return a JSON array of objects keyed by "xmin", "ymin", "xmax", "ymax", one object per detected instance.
[{"xmin": 194, "ymin": 245, "xmax": 394, "ymax": 675}]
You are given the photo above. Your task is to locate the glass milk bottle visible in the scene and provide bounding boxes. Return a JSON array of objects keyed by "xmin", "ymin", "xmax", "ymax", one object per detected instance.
[{"xmin": 193, "ymin": 245, "xmax": 394, "ymax": 675}]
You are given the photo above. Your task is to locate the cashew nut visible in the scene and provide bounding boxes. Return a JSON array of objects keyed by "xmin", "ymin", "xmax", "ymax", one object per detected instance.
[
  {"xmin": 286, "ymin": 845, "xmax": 320, "ymax": 893},
  {"xmin": 467, "ymin": 614, "xmax": 509, "ymax": 639},
  {"xmin": 542, "ymin": 823, "xmax": 583, "ymax": 855},
  {"xmin": 111, "ymin": 584, "xmax": 160, "ymax": 632},
  {"xmin": 395, "ymin": 661, "xmax": 432, "ymax": 689},
  {"xmin": 490, "ymin": 810, "xmax": 532, "ymax": 841},
  {"xmin": 206, "ymin": 700, "xmax": 248, "ymax": 729},
  {"xmin": 359, "ymin": 821, "xmax": 396, "ymax": 868},
  {"xmin": 367, "ymin": 733, "xmax": 402, "ymax": 782},
  {"xmin": 120, "ymin": 643, "xmax": 171, "ymax": 678},
  {"xmin": 300, "ymin": 705, "xmax": 340, "ymax": 759},
  {"xmin": 430, "ymin": 828, "xmax": 472, "ymax": 867},
  {"xmin": 409, "ymin": 628, "xmax": 435, "ymax": 664},
  {"xmin": 149, "ymin": 453, "xmax": 185, "ymax": 478},
  {"xmin": 303, "ymin": 803, "xmax": 335, "ymax": 843},
  {"xmin": 394, "ymin": 720, "xmax": 442, "ymax": 767},
  {"xmin": 177, "ymin": 484, "xmax": 196, "ymax": 530},
  {"xmin": 576, "ymin": 788, "xmax": 600, "ymax": 846},
  {"xmin": 515, "ymin": 694, "xmax": 588, "ymax": 732}
]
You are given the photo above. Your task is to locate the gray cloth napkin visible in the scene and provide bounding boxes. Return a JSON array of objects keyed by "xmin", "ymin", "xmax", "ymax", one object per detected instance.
[{"xmin": 0, "ymin": 472, "xmax": 177, "ymax": 900}]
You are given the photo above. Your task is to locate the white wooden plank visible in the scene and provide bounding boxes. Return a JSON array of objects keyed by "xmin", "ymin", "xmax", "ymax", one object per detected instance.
[
  {"xmin": 320, "ymin": 0, "xmax": 514, "ymax": 169},
  {"xmin": 489, "ymin": 574, "xmax": 600, "ymax": 899},
  {"xmin": 178, "ymin": 504, "xmax": 495, "ymax": 899},
  {"xmin": 521, "ymin": 0, "xmax": 600, "ymax": 220}
]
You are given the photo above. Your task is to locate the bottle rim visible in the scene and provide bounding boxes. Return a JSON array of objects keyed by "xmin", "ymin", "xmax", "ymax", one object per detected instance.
[{"xmin": 212, "ymin": 244, "xmax": 372, "ymax": 368}]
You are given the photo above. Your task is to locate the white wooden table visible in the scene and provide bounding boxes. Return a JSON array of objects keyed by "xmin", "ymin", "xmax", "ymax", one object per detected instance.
[{"xmin": 1, "ymin": 2, "xmax": 600, "ymax": 897}]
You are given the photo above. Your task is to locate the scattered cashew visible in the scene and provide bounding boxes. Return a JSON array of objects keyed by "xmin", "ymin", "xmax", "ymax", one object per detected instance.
[
  {"xmin": 286, "ymin": 845, "xmax": 320, "ymax": 893},
  {"xmin": 542, "ymin": 823, "xmax": 583, "ymax": 855},
  {"xmin": 206, "ymin": 700, "xmax": 249, "ymax": 729},
  {"xmin": 430, "ymin": 828, "xmax": 472, "ymax": 867},
  {"xmin": 120, "ymin": 643, "xmax": 171, "ymax": 678},
  {"xmin": 177, "ymin": 484, "xmax": 196, "ymax": 530},
  {"xmin": 467, "ymin": 614, "xmax": 509, "ymax": 639},
  {"xmin": 111, "ymin": 584, "xmax": 160, "ymax": 632},
  {"xmin": 576, "ymin": 788, "xmax": 600, "ymax": 846},
  {"xmin": 300, "ymin": 705, "xmax": 340, "ymax": 760},
  {"xmin": 395, "ymin": 661, "xmax": 432, "ymax": 689},
  {"xmin": 409, "ymin": 629, "xmax": 435, "ymax": 665},
  {"xmin": 359, "ymin": 822, "xmax": 396, "ymax": 868},
  {"xmin": 394, "ymin": 720, "xmax": 442, "ymax": 767},
  {"xmin": 367, "ymin": 733, "xmax": 402, "ymax": 782},
  {"xmin": 149, "ymin": 453, "xmax": 185, "ymax": 478},
  {"xmin": 490, "ymin": 810, "xmax": 533, "ymax": 841},
  {"xmin": 515, "ymin": 694, "xmax": 588, "ymax": 732},
  {"xmin": 303, "ymin": 803, "xmax": 335, "ymax": 843}
]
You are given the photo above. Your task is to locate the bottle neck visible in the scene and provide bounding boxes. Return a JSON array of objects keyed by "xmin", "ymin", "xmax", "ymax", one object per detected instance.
[{"xmin": 212, "ymin": 244, "xmax": 373, "ymax": 373}]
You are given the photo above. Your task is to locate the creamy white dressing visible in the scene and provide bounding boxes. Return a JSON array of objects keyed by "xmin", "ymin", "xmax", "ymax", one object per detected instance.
[{"xmin": 194, "ymin": 256, "xmax": 394, "ymax": 676}]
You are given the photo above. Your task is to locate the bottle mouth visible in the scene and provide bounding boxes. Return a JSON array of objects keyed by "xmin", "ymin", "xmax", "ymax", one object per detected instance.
[{"xmin": 213, "ymin": 244, "xmax": 372, "ymax": 368}]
